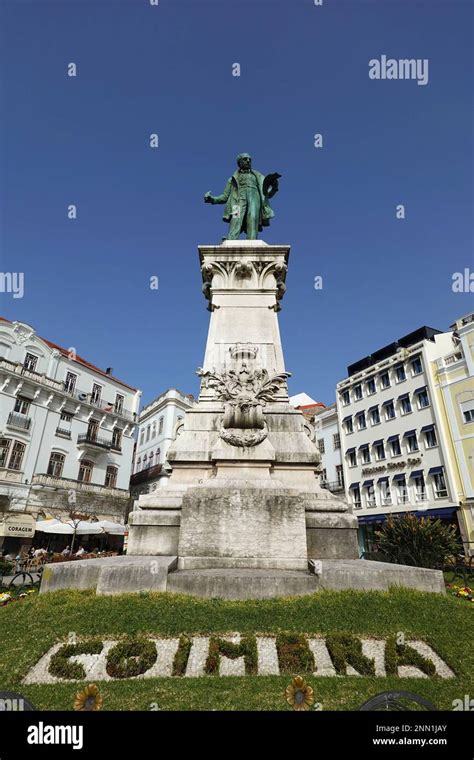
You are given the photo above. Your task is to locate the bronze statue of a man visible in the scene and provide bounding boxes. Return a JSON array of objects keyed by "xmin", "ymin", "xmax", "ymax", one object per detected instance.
[{"xmin": 204, "ymin": 153, "xmax": 281, "ymax": 240}]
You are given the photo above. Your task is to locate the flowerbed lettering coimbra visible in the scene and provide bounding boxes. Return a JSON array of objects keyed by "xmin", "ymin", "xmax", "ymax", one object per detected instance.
[{"xmin": 23, "ymin": 633, "xmax": 455, "ymax": 684}]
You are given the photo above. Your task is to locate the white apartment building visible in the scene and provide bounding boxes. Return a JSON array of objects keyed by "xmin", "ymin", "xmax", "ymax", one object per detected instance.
[
  {"xmin": 130, "ymin": 388, "xmax": 195, "ymax": 497},
  {"xmin": 290, "ymin": 395, "xmax": 344, "ymax": 495},
  {"xmin": 0, "ymin": 319, "xmax": 141, "ymax": 553},
  {"xmin": 336, "ymin": 324, "xmax": 469, "ymax": 556},
  {"xmin": 313, "ymin": 404, "xmax": 345, "ymax": 495}
]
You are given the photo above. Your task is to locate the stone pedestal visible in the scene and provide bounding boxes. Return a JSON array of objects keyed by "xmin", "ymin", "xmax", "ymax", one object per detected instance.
[
  {"xmin": 40, "ymin": 238, "xmax": 445, "ymax": 597},
  {"xmin": 127, "ymin": 240, "xmax": 360, "ymax": 570}
]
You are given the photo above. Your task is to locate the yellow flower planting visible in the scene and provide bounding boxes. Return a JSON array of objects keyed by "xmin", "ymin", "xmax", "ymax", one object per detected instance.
[
  {"xmin": 285, "ymin": 676, "xmax": 314, "ymax": 711},
  {"xmin": 74, "ymin": 683, "xmax": 103, "ymax": 711}
]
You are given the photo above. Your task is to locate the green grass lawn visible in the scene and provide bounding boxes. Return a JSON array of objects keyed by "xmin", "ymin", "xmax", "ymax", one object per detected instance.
[{"xmin": 0, "ymin": 587, "xmax": 472, "ymax": 711}]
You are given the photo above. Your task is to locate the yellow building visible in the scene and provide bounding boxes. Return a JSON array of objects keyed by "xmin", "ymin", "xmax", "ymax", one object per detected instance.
[{"xmin": 432, "ymin": 313, "xmax": 474, "ymax": 556}]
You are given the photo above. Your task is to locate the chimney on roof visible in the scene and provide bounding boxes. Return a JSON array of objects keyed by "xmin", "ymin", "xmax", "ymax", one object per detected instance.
[{"xmin": 106, "ymin": 367, "xmax": 113, "ymax": 375}]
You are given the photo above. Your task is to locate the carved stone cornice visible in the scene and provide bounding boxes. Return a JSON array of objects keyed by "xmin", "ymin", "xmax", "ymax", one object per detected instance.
[{"xmin": 199, "ymin": 243, "xmax": 290, "ymax": 308}]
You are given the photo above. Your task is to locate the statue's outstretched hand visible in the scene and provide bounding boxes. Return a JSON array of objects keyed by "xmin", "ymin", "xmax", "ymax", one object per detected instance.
[{"xmin": 204, "ymin": 191, "xmax": 214, "ymax": 204}]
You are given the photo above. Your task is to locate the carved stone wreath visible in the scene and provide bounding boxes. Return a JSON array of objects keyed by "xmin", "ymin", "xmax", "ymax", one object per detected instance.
[{"xmin": 197, "ymin": 365, "xmax": 291, "ymax": 448}]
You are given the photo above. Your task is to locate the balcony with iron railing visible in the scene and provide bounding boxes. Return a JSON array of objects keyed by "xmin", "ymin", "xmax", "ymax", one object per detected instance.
[
  {"xmin": 130, "ymin": 464, "xmax": 163, "ymax": 486},
  {"xmin": 31, "ymin": 473, "xmax": 129, "ymax": 497},
  {"xmin": 77, "ymin": 433, "xmax": 112, "ymax": 451},
  {"xmin": 7, "ymin": 411, "xmax": 32, "ymax": 432},
  {"xmin": 0, "ymin": 358, "xmax": 137, "ymax": 422},
  {"xmin": 55, "ymin": 427, "xmax": 72, "ymax": 439},
  {"xmin": 320, "ymin": 480, "xmax": 345, "ymax": 494}
]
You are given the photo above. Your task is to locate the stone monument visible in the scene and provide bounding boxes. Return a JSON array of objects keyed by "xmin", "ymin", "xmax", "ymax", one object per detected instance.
[{"xmin": 40, "ymin": 154, "xmax": 445, "ymax": 598}]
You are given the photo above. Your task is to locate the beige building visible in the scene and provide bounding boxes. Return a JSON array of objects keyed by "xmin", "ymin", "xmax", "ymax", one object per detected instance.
[{"xmin": 431, "ymin": 313, "xmax": 474, "ymax": 555}]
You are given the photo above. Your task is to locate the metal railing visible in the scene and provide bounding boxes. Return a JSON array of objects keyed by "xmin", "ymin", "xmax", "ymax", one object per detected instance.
[
  {"xmin": 77, "ymin": 433, "xmax": 112, "ymax": 450},
  {"xmin": 7, "ymin": 411, "xmax": 32, "ymax": 431},
  {"xmin": 31, "ymin": 473, "xmax": 129, "ymax": 496},
  {"xmin": 0, "ymin": 358, "xmax": 136, "ymax": 421},
  {"xmin": 320, "ymin": 480, "xmax": 345, "ymax": 493},
  {"xmin": 55, "ymin": 427, "xmax": 71, "ymax": 438}
]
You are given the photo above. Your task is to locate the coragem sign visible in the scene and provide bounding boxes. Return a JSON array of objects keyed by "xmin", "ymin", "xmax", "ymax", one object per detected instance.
[
  {"xmin": 0, "ymin": 513, "xmax": 35, "ymax": 538},
  {"xmin": 23, "ymin": 633, "xmax": 454, "ymax": 683}
]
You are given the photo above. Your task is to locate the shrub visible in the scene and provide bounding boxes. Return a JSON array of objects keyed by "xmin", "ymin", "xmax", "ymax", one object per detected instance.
[
  {"xmin": 205, "ymin": 635, "xmax": 258, "ymax": 675},
  {"xmin": 106, "ymin": 636, "xmax": 157, "ymax": 679},
  {"xmin": 0, "ymin": 560, "xmax": 14, "ymax": 576},
  {"xmin": 325, "ymin": 633, "xmax": 375, "ymax": 676},
  {"xmin": 172, "ymin": 636, "xmax": 192, "ymax": 677},
  {"xmin": 275, "ymin": 633, "xmax": 314, "ymax": 674},
  {"xmin": 374, "ymin": 514, "xmax": 460, "ymax": 569},
  {"xmin": 384, "ymin": 636, "xmax": 436, "ymax": 677},
  {"xmin": 49, "ymin": 639, "xmax": 103, "ymax": 680}
]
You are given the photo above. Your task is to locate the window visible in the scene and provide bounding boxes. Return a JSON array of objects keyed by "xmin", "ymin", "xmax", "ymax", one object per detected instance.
[
  {"xmin": 380, "ymin": 371, "xmax": 390, "ymax": 389},
  {"xmin": 105, "ymin": 465, "xmax": 118, "ymax": 488},
  {"xmin": 143, "ymin": 454, "xmax": 148, "ymax": 468},
  {"xmin": 136, "ymin": 457, "xmax": 141, "ymax": 472},
  {"xmin": 341, "ymin": 390, "xmax": 350, "ymax": 406},
  {"xmin": 356, "ymin": 412, "xmax": 367, "ymax": 430},
  {"xmin": 347, "ymin": 449, "xmax": 357, "ymax": 467},
  {"xmin": 379, "ymin": 480, "xmax": 392, "ymax": 506},
  {"xmin": 364, "ymin": 483, "xmax": 376, "ymax": 508},
  {"xmin": 463, "ymin": 408, "xmax": 474, "ymax": 423},
  {"xmin": 146, "ymin": 425, "xmax": 151, "ymax": 442},
  {"xmin": 320, "ymin": 468, "xmax": 327, "ymax": 484},
  {"xmin": 333, "ymin": 433, "xmax": 341, "ymax": 450},
  {"xmin": 317, "ymin": 438, "xmax": 325, "ymax": 454},
  {"xmin": 23, "ymin": 352, "xmax": 38, "ymax": 372},
  {"xmin": 0, "ymin": 438, "xmax": 12, "ymax": 468},
  {"xmin": 405, "ymin": 432, "xmax": 419, "ymax": 453},
  {"xmin": 91, "ymin": 384, "xmax": 102, "ymax": 405},
  {"xmin": 60, "ymin": 412, "xmax": 73, "ymax": 423},
  {"xmin": 87, "ymin": 420, "xmax": 99, "ymax": 441},
  {"xmin": 152, "ymin": 421, "xmax": 157, "ymax": 438},
  {"xmin": 366, "ymin": 378, "xmax": 376, "ymax": 395},
  {"xmin": 351, "ymin": 486, "xmax": 361, "ymax": 510},
  {"xmin": 78, "ymin": 459, "xmax": 93, "ymax": 483},
  {"xmin": 400, "ymin": 395, "xmax": 412, "ymax": 415},
  {"xmin": 14, "ymin": 396, "xmax": 30, "ymax": 415},
  {"xmin": 360, "ymin": 445, "xmax": 371, "ymax": 464},
  {"xmin": 433, "ymin": 471, "xmax": 448, "ymax": 498},
  {"xmin": 47, "ymin": 452, "xmax": 65, "ymax": 477},
  {"xmin": 156, "ymin": 447, "xmax": 161, "ymax": 462},
  {"xmin": 411, "ymin": 355, "xmax": 423, "ymax": 375},
  {"xmin": 140, "ymin": 428, "xmax": 145, "ymax": 445},
  {"xmin": 390, "ymin": 437, "xmax": 401, "ymax": 457},
  {"xmin": 424, "ymin": 427, "xmax": 437, "ymax": 448},
  {"xmin": 112, "ymin": 428, "xmax": 122, "ymax": 451},
  {"xmin": 395, "ymin": 476, "xmax": 409, "ymax": 504},
  {"xmin": 384, "ymin": 401, "xmax": 395, "ymax": 420},
  {"xmin": 370, "ymin": 407, "xmax": 380, "ymax": 425},
  {"xmin": 345, "ymin": 417, "xmax": 353, "ymax": 434},
  {"xmin": 158, "ymin": 417, "xmax": 164, "ymax": 435},
  {"xmin": 413, "ymin": 474, "xmax": 426, "ymax": 502},
  {"xmin": 395, "ymin": 364, "xmax": 406, "ymax": 383},
  {"xmin": 415, "ymin": 387, "xmax": 430, "ymax": 409},
  {"xmin": 374, "ymin": 441, "xmax": 385, "ymax": 461},
  {"xmin": 114, "ymin": 394, "xmax": 124, "ymax": 414},
  {"xmin": 354, "ymin": 384, "xmax": 362, "ymax": 401},
  {"xmin": 64, "ymin": 372, "xmax": 77, "ymax": 394},
  {"xmin": 9, "ymin": 441, "xmax": 26, "ymax": 471},
  {"xmin": 336, "ymin": 465, "xmax": 344, "ymax": 486},
  {"xmin": 149, "ymin": 450, "xmax": 154, "ymax": 467}
]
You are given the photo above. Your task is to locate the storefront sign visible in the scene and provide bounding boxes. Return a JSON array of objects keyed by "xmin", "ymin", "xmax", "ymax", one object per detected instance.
[{"xmin": 0, "ymin": 513, "xmax": 35, "ymax": 538}]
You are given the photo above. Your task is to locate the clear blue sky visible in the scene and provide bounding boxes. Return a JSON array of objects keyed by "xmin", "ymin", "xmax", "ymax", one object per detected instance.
[{"xmin": 1, "ymin": 0, "xmax": 472, "ymax": 407}]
